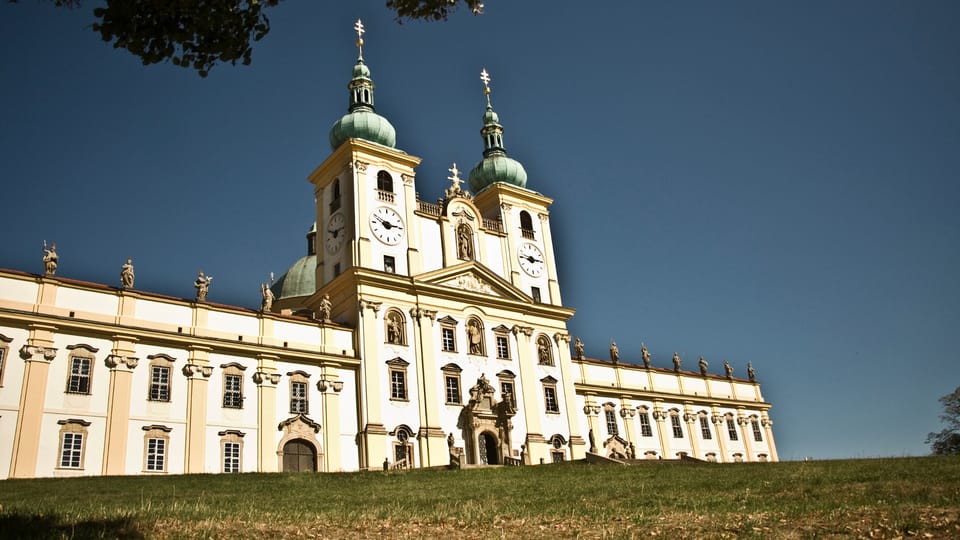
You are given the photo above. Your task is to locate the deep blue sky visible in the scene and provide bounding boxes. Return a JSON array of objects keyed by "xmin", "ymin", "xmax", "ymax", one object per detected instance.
[{"xmin": 2, "ymin": 1, "xmax": 958, "ymax": 460}]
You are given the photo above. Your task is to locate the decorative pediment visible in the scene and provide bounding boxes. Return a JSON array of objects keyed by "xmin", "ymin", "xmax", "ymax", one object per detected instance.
[
  {"xmin": 278, "ymin": 414, "xmax": 321, "ymax": 433},
  {"xmin": 540, "ymin": 375, "xmax": 558, "ymax": 384},
  {"xmin": 386, "ymin": 357, "xmax": 409, "ymax": 367},
  {"xmin": 415, "ymin": 262, "xmax": 533, "ymax": 303},
  {"xmin": 441, "ymin": 363, "xmax": 462, "ymax": 373},
  {"xmin": 491, "ymin": 324, "xmax": 512, "ymax": 334},
  {"xmin": 437, "ymin": 315, "xmax": 459, "ymax": 326}
]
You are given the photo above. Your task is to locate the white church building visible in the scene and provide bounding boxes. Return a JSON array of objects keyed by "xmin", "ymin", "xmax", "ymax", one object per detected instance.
[{"xmin": 0, "ymin": 24, "xmax": 777, "ymax": 479}]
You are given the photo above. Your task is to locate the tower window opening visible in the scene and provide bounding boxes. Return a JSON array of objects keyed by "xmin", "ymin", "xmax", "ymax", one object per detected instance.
[
  {"xmin": 519, "ymin": 211, "xmax": 535, "ymax": 239},
  {"xmin": 377, "ymin": 171, "xmax": 394, "ymax": 192}
]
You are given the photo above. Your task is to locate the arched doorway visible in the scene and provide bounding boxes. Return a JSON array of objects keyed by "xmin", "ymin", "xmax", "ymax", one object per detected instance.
[
  {"xmin": 282, "ymin": 439, "xmax": 317, "ymax": 472},
  {"xmin": 478, "ymin": 432, "xmax": 500, "ymax": 465}
]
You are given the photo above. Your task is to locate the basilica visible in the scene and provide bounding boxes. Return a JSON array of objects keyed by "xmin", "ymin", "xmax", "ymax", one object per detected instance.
[{"xmin": 0, "ymin": 23, "xmax": 777, "ymax": 478}]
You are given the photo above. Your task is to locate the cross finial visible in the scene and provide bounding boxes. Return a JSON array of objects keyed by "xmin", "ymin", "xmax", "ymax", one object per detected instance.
[
  {"xmin": 354, "ymin": 19, "xmax": 365, "ymax": 57},
  {"xmin": 448, "ymin": 162, "xmax": 462, "ymax": 189},
  {"xmin": 480, "ymin": 68, "xmax": 492, "ymax": 108}
]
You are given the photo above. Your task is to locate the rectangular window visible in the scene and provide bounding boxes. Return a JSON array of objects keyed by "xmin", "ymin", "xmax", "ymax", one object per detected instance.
[
  {"xmin": 500, "ymin": 381, "xmax": 515, "ymax": 402},
  {"xmin": 223, "ymin": 374, "xmax": 243, "ymax": 408},
  {"xmin": 495, "ymin": 335, "xmax": 510, "ymax": 359},
  {"xmin": 223, "ymin": 442, "xmax": 241, "ymax": 473},
  {"xmin": 700, "ymin": 417, "xmax": 712, "ymax": 440},
  {"xmin": 146, "ymin": 438, "xmax": 166, "ymax": 472},
  {"xmin": 390, "ymin": 370, "xmax": 407, "ymax": 400},
  {"xmin": 441, "ymin": 327, "xmax": 456, "ymax": 352},
  {"xmin": 150, "ymin": 366, "xmax": 170, "ymax": 402},
  {"xmin": 384, "ymin": 255, "xmax": 396, "ymax": 274},
  {"xmin": 543, "ymin": 386, "xmax": 559, "ymax": 413},
  {"xmin": 291, "ymin": 381, "xmax": 308, "ymax": 414},
  {"xmin": 67, "ymin": 356, "xmax": 91, "ymax": 394},
  {"xmin": 0, "ymin": 346, "xmax": 7, "ymax": 386},
  {"xmin": 727, "ymin": 419, "xmax": 739, "ymax": 441},
  {"xmin": 59, "ymin": 432, "xmax": 83, "ymax": 468},
  {"xmin": 551, "ymin": 451, "xmax": 565, "ymax": 463},
  {"xmin": 444, "ymin": 375, "xmax": 460, "ymax": 404},
  {"xmin": 605, "ymin": 409, "xmax": 618, "ymax": 436},
  {"xmin": 671, "ymin": 415, "xmax": 684, "ymax": 438},
  {"xmin": 751, "ymin": 419, "xmax": 763, "ymax": 442},
  {"xmin": 639, "ymin": 412, "xmax": 653, "ymax": 437},
  {"xmin": 531, "ymin": 287, "xmax": 542, "ymax": 303}
]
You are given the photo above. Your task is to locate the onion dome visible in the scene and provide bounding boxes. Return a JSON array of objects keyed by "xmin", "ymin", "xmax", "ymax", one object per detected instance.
[
  {"xmin": 271, "ymin": 223, "xmax": 317, "ymax": 302},
  {"xmin": 329, "ymin": 20, "xmax": 396, "ymax": 150},
  {"xmin": 468, "ymin": 69, "xmax": 528, "ymax": 192}
]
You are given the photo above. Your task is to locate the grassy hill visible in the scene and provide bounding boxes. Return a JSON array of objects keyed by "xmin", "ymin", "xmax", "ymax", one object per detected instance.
[{"xmin": 1, "ymin": 456, "xmax": 958, "ymax": 538}]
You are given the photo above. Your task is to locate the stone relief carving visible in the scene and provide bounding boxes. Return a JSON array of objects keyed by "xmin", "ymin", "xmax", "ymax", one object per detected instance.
[
  {"xmin": 253, "ymin": 371, "xmax": 282, "ymax": 385},
  {"xmin": 105, "ymin": 355, "xmax": 139, "ymax": 369},
  {"xmin": 441, "ymin": 274, "xmax": 496, "ymax": 296}
]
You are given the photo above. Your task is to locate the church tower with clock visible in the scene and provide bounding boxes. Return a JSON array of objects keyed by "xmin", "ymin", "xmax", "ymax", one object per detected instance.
[{"xmin": 283, "ymin": 21, "xmax": 586, "ymax": 468}]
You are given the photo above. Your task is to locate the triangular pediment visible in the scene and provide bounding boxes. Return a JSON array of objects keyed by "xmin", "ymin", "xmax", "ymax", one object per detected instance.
[{"xmin": 415, "ymin": 262, "xmax": 532, "ymax": 303}]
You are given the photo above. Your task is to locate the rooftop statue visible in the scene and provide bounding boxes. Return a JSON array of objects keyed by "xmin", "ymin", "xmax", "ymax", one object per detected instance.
[
  {"xmin": 641, "ymin": 343, "xmax": 651, "ymax": 368},
  {"xmin": 699, "ymin": 356, "xmax": 708, "ymax": 376},
  {"xmin": 120, "ymin": 258, "xmax": 135, "ymax": 289},
  {"xmin": 574, "ymin": 336, "xmax": 584, "ymax": 360},
  {"xmin": 673, "ymin": 352, "xmax": 681, "ymax": 372},
  {"xmin": 609, "ymin": 341, "xmax": 619, "ymax": 364},
  {"xmin": 194, "ymin": 271, "xmax": 212, "ymax": 302},
  {"xmin": 42, "ymin": 241, "xmax": 58, "ymax": 276},
  {"xmin": 318, "ymin": 294, "xmax": 333, "ymax": 322}
]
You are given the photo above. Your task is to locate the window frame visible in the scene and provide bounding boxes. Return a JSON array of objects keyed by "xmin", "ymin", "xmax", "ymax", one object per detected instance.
[
  {"xmin": 377, "ymin": 170, "xmax": 394, "ymax": 192},
  {"xmin": 219, "ymin": 429, "xmax": 245, "ymax": 473},
  {"xmin": 603, "ymin": 403, "xmax": 619, "ymax": 436},
  {"xmin": 441, "ymin": 363, "xmax": 462, "ymax": 405},
  {"xmin": 751, "ymin": 417, "xmax": 763, "ymax": 442},
  {"xmin": 670, "ymin": 411, "xmax": 684, "ymax": 439},
  {"xmin": 497, "ymin": 370, "xmax": 517, "ymax": 406},
  {"xmin": 726, "ymin": 416, "xmax": 739, "ymax": 441},
  {"xmin": 221, "ymin": 362, "xmax": 246, "ymax": 409},
  {"xmin": 531, "ymin": 286, "xmax": 542, "ymax": 303},
  {"xmin": 383, "ymin": 255, "xmax": 396, "ymax": 274},
  {"xmin": 387, "ymin": 358, "xmax": 409, "ymax": 402},
  {"xmin": 142, "ymin": 424, "xmax": 172, "ymax": 473},
  {"xmin": 57, "ymin": 419, "xmax": 90, "ymax": 470},
  {"xmin": 638, "ymin": 408, "xmax": 653, "ymax": 437},
  {"xmin": 541, "ymin": 376, "xmax": 560, "ymax": 414},
  {"xmin": 65, "ymin": 344, "xmax": 98, "ymax": 395},
  {"xmin": 146, "ymin": 354, "xmax": 176, "ymax": 403},
  {"xmin": 0, "ymin": 333, "xmax": 12, "ymax": 387},
  {"xmin": 699, "ymin": 415, "xmax": 713, "ymax": 440},
  {"xmin": 288, "ymin": 370, "xmax": 311, "ymax": 414},
  {"xmin": 439, "ymin": 317, "xmax": 458, "ymax": 352}
]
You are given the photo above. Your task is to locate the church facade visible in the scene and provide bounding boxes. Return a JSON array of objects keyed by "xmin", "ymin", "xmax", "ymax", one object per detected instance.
[{"xmin": 0, "ymin": 26, "xmax": 777, "ymax": 479}]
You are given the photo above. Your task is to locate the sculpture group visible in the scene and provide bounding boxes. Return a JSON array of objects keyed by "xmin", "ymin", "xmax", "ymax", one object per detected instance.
[{"xmin": 571, "ymin": 336, "xmax": 756, "ymax": 381}]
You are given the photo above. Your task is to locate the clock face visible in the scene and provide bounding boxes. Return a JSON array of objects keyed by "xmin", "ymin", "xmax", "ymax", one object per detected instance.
[
  {"xmin": 369, "ymin": 206, "xmax": 404, "ymax": 245},
  {"xmin": 517, "ymin": 243, "xmax": 545, "ymax": 277},
  {"xmin": 325, "ymin": 212, "xmax": 345, "ymax": 254}
]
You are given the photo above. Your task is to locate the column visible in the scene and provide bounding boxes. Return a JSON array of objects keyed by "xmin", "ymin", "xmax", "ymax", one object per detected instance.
[
  {"xmin": 358, "ymin": 299, "xmax": 387, "ymax": 469},
  {"xmin": 538, "ymin": 213, "xmax": 563, "ymax": 305},
  {"xmin": 317, "ymin": 365, "xmax": 343, "ymax": 472},
  {"xmin": 253, "ymin": 353, "xmax": 280, "ymax": 472},
  {"xmin": 411, "ymin": 307, "xmax": 447, "ymax": 468},
  {"xmin": 761, "ymin": 412, "xmax": 779, "ymax": 461},
  {"xmin": 582, "ymin": 399, "xmax": 600, "ymax": 453},
  {"xmin": 737, "ymin": 408, "xmax": 755, "ymax": 461},
  {"xmin": 101, "ymin": 335, "xmax": 139, "ymax": 475},
  {"xmin": 618, "ymin": 402, "xmax": 637, "ymax": 457},
  {"xmin": 554, "ymin": 332, "xmax": 586, "ymax": 459},
  {"xmin": 9, "ymin": 324, "xmax": 57, "ymax": 478},
  {"xmin": 682, "ymin": 404, "xmax": 701, "ymax": 459},
  {"xmin": 512, "ymin": 325, "xmax": 547, "ymax": 463},
  {"xmin": 182, "ymin": 345, "xmax": 212, "ymax": 474},
  {"xmin": 651, "ymin": 401, "xmax": 670, "ymax": 460},
  {"xmin": 711, "ymin": 406, "xmax": 729, "ymax": 463}
]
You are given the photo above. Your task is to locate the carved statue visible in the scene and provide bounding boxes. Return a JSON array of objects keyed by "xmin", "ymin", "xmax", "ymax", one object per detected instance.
[
  {"xmin": 194, "ymin": 271, "xmax": 212, "ymax": 302},
  {"xmin": 120, "ymin": 257, "xmax": 135, "ymax": 289},
  {"xmin": 317, "ymin": 294, "xmax": 333, "ymax": 322},
  {"xmin": 447, "ymin": 432, "xmax": 455, "ymax": 449},
  {"xmin": 627, "ymin": 442, "xmax": 636, "ymax": 460},
  {"xmin": 387, "ymin": 313, "xmax": 403, "ymax": 344},
  {"xmin": 574, "ymin": 336, "xmax": 584, "ymax": 360},
  {"xmin": 672, "ymin": 352, "xmax": 681, "ymax": 372},
  {"xmin": 588, "ymin": 428, "xmax": 597, "ymax": 453},
  {"xmin": 724, "ymin": 360, "xmax": 733, "ymax": 378},
  {"xmin": 456, "ymin": 223, "xmax": 474, "ymax": 260},
  {"xmin": 699, "ymin": 356, "xmax": 708, "ymax": 376},
  {"xmin": 466, "ymin": 320, "xmax": 483, "ymax": 354},
  {"xmin": 641, "ymin": 343, "xmax": 650, "ymax": 368},
  {"xmin": 537, "ymin": 337, "xmax": 551, "ymax": 364},
  {"xmin": 747, "ymin": 362, "xmax": 756, "ymax": 382},
  {"xmin": 609, "ymin": 341, "xmax": 619, "ymax": 364},
  {"xmin": 41, "ymin": 241, "xmax": 58, "ymax": 276},
  {"xmin": 260, "ymin": 282, "xmax": 274, "ymax": 312}
]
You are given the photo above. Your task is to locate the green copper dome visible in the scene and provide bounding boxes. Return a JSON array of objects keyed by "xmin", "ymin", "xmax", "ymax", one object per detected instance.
[
  {"xmin": 468, "ymin": 99, "xmax": 527, "ymax": 192},
  {"xmin": 329, "ymin": 56, "xmax": 396, "ymax": 150},
  {"xmin": 271, "ymin": 223, "xmax": 317, "ymax": 301}
]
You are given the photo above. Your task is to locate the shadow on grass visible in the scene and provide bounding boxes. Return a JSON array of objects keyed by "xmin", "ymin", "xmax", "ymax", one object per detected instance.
[{"xmin": 0, "ymin": 513, "xmax": 144, "ymax": 539}]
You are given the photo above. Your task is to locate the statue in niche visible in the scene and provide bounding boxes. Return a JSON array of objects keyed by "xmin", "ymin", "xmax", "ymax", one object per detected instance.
[
  {"xmin": 672, "ymin": 352, "xmax": 681, "ymax": 372},
  {"xmin": 456, "ymin": 222, "xmax": 474, "ymax": 260},
  {"xmin": 194, "ymin": 271, "xmax": 212, "ymax": 302},
  {"xmin": 537, "ymin": 337, "xmax": 551, "ymax": 364},
  {"xmin": 120, "ymin": 257, "xmax": 135, "ymax": 289},
  {"xmin": 41, "ymin": 241, "xmax": 58, "ymax": 276},
  {"xmin": 317, "ymin": 294, "xmax": 333, "ymax": 322},
  {"xmin": 641, "ymin": 343, "xmax": 651, "ymax": 368},
  {"xmin": 747, "ymin": 362, "xmax": 756, "ymax": 382},
  {"xmin": 387, "ymin": 312, "xmax": 403, "ymax": 344},
  {"xmin": 574, "ymin": 337, "xmax": 584, "ymax": 360},
  {"xmin": 699, "ymin": 356, "xmax": 708, "ymax": 376},
  {"xmin": 609, "ymin": 341, "xmax": 619, "ymax": 364},
  {"xmin": 260, "ymin": 282, "xmax": 274, "ymax": 312},
  {"xmin": 447, "ymin": 432, "xmax": 455, "ymax": 449},
  {"xmin": 724, "ymin": 360, "xmax": 733, "ymax": 378},
  {"xmin": 466, "ymin": 319, "xmax": 483, "ymax": 354}
]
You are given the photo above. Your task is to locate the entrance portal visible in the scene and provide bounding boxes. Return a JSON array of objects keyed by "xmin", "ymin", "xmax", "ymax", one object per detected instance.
[
  {"xmin": 479, "ymin": 432, "xmax": 500, "ymax": 465},
  {"xmin": 282, "ymin": 439, "xmax": 317, "ymax": 472}
]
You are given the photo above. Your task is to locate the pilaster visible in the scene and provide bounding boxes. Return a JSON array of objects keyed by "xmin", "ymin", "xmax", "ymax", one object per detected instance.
[
  {"xmin": 682, "ymin": 404, "xmax": 701, "ymax": 460},
  {"xmin": 651, "ymin": 402, "xmax": 670, "ymax": 460},
  {"xmin": 253, "ymin": 354, "xmax": 281, "ymax": 472},
  {"xmin": 411, "ymin": 307, "xmax": 446, "ymax": 467},
  {"xmin": 619, "ymin": 402, "xmax": 637, "ymax": 449},
  {"xmin": 538, "ymin": 213, "xmax": 563, "ymax": 305},
  {"xmin": 737, "ymin": 408, "xmax": 755, "ymax": 460},
  {"xmin": 761, "ymin": 412, "xmax": 779, "ymax": 461},
  {"xmin": 553, "ymin": 332, "xmax": 585, "ymax": 459},
  {"xmin": 317, "ymin": 366, "xmax": 344, "ymax": 472},
  {"xmin": 582, "ymin": 399, "xmax": 600, "ymax": 453},
  {"xmin": 183, "ymin": 345, "xmax": 212, "ymax": 473},
  {"xmin": 9, "ymin": 324, "xmax": 57, "ymax": 478},
  {"xmin": 102, "ymin": 335, "xmax": 139, "ymax": 475},
  {"xmin": 358, "ymin": 299, "xmax": 386, "ymax": 469},
  {"xmin": 711, "ymin": 406, "xmax": 729, "ymax": 462},
  {"xmin": 511, "ymin": 324, "xmax": 547, "ymax": 463}
]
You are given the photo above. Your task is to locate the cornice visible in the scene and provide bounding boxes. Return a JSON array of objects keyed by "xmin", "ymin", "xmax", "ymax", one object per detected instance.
[
  {"xmin": 573, "ymin": 381, "xmax": 771, "ymax": 410},
  {"xmin": 307, "ymin": 138, "xmax": 422, "ymax": 188}
]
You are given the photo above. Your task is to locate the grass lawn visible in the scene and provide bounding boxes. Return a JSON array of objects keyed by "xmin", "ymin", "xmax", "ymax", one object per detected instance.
[{"xmin": 1, "ymin": 456, "xmax": 958, "ymax": 539}]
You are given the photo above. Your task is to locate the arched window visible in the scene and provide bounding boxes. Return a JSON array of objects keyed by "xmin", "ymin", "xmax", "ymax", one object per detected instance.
[
  {"xmin": 330, "ymin": 178, "xmax": 341, "ymax": 212},
  {"xmin": 549, "ymin": 434, "xmax": 567, "ymax": 462},
  {"xmin": 385, "ymin": 309, "xmax": 406, "ymax": 346},
  {"xmin": 519, "ymin": 211, "xmax": 535, "ymax": 239},
  {"xmin": 392, "ymin": 425, "xmax": 415, "ymax": 468},
  {"xmin": 536, "ymin": 335, "xmax": 553, "ymax": 366},
  {"xmin": 466, "ymin": 317, "xmax": 485, "ymax": 355},
  {"xmin": 377, "ymin": 170, "xmax": 393, "ymax": 192}
]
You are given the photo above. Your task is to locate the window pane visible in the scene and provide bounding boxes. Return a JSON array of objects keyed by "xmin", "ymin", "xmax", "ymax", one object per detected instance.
[
  {"xmin": 700, "ymin": 417, "xmax": 712, "ymax": 439},
  {"xmin": 752, "ymin": 420, "xmax": 763, "ymax": 442},
  {"xmin": 445, "ymin": 376, "xmax": 460, "ymax": 404},
  {"xmin": 639, "ymin": 413, "xmax": 653, "ymax": 437},
  {"xmin": 391, "ymin": 371, "xmax": 406, "ymax": 400},
  {"xmin": 150, "ymin": 366, "xmax": 170, "ymax": 401},
  {"xmin": 441, "ymin": 328, "xmax": 455, "ymax": 352},
  {"xmin": 544, "ymin": 387, "xmax": 559, "ymax": 413},
  {"xmin": 223, "ymin": 374, "xmax": 243, "ymax": 408},
  {"xmin": 291, "ymin": 381, "xmax": 308, "ymax": 414},
  {"xmin": 605, "ymin": 410, "xmax": 618, "ymax": 435},
  {"xmin": 671, "ymin": 416, "xmax": 684, "ymax": 438},
  {"xmin": 496, "ymin": 336, "xmax": 509, "ymax": 359},
  {"xmin": 727, "ymin": 419, "xmax": 739, "ymax": 441},
  {"xmin": 224, "ymin": 442, "xmax": 241, "ymax": 473}
]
